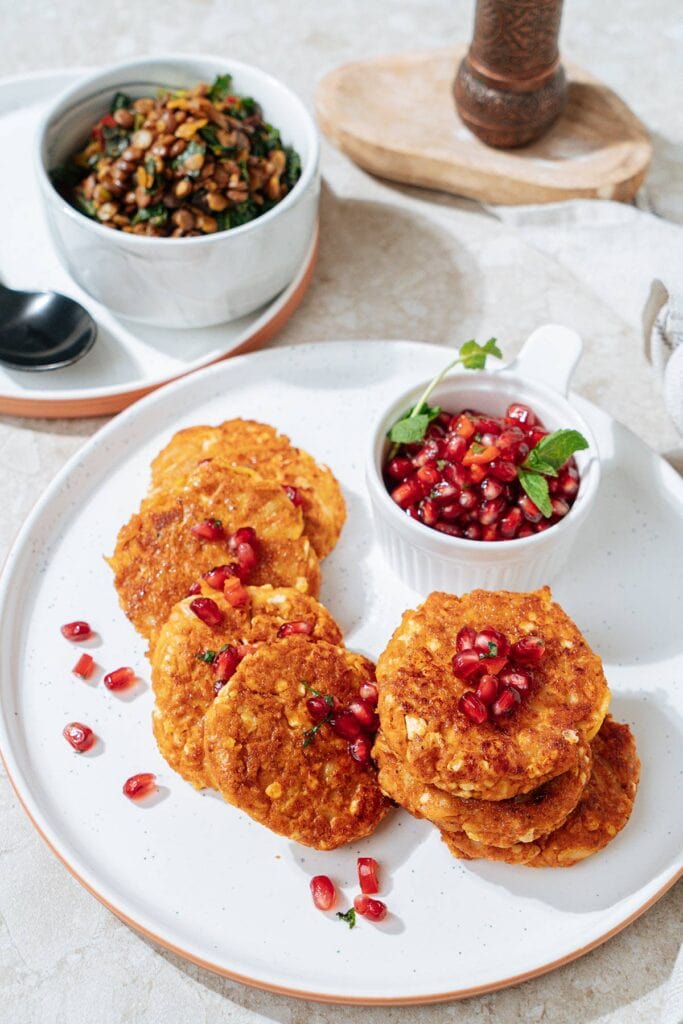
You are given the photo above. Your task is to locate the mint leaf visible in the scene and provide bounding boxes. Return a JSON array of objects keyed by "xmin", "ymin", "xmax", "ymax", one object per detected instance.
[
  {"xmin": 208, "ymin": 73, "xmax": 233, "ymax": 103},
  {"xmin": 518, "ymin": 469, "xmax": 553, "ymax": 518},
  {"xmin": 196, "ymin": 649, "xmax": 217, "ymax": 664},
  {"xmin": 526, "ymin": 430, "xmax": 588, "ymax": 472},
  {"xmin": 523, "ymin": 449, "xmax": 558, "ymax": 477},
  {"xmin": 387, "ymin": 412, "xmax": 433, "ymax": 444},
  {"xmin": 459, "ymin": 338, "xmax": 502, "ymax": 370},
  {"xmin": 336, "ymin": 908, "xmax": 357, "ymax": 929},
  {"xmin": 110, "ymin": 91, "xmax": 131, "ymax": 113}
]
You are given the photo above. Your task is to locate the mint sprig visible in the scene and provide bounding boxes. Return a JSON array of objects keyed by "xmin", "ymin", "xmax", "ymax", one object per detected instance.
[
  {"xmin": 387, "ymin": 338, "xmax": 501, "ymax": 449},
  {"xmin": 336, "ymin": 908, "xmax": 357, "ymax": 929},
  {"xmin": 518, "ymin": 429, "xmax": 588, "ymax": 518}
]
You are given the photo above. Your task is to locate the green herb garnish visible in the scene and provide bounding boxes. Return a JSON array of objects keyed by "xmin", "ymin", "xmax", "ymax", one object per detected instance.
[
  {"xmin": 517, "ymin": 429, "xmax": 588, "ymax": 518},
  {"xmin": 110, "ymin": 91, "xmax": 132, "ymax": 113},
  {"xmin": 131, "ymin": 203, "xmax": 168, "ymax": 227},
  {"xmin": 102, "ymin": 124, "xmax": 129, "ymax": 158},
  {"xmin": 387, "ymin": 338, "xmax": 501, "ymax": 449},
  {"xmin": 301, "ymin": 682, "xmax": 335, "ymax": 747},
  {"xmin": 199, "ymin": 125, "xmax": 237, "ymax": 157},
  {"xmin": 283, "ymin": 146, "xmax": 301, "ymax": 188},
  {"xmin": 197, "ymin": 650, "xmax": 217, "ymax": 664},
  {"xmin": 172, "ymin": 139, "xmax": 206, "ymax": 178},
  {"xmin": 336, "ymin": 908, "xmax": 357, "ymax": 929},
  {"xmin": 208, "ymin": 73, "xmax": 233, "ymax": 103}
]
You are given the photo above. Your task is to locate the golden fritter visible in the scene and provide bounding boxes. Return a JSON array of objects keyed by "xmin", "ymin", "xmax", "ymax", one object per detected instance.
[
  {"xmin": 152, "ymin": 583, "xmax": 343, "ymax": 789},
  {"xmin": 204, "ymin": 636, "xmax": 391, "ymax": 850},
  {"xmin": 109, "ymin": 461, "xmax": 320, "ymax": 644},
  {"xmin": 440, "ymin": 717, "xmax": 639, "ymax": 867},
  {"xmin": 149, "ymin": 420, "xmax": 346, "ymax": 558},
  {"xmin": 374, "ymin": 733, "xmax": 592, "ymax": 848},
  {"xmin": 376, "ymin": 588, "xmax": 610, "ymax": 801}
]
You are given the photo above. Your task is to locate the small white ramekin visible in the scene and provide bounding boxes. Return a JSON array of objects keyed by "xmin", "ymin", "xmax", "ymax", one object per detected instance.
[
  {"xmin": 366, "ymin": 325, "xmax": 600, "ymax": 594},
  {"xmin": 34, "ymin": 55, "xmax": 320, "ymax": 328}
]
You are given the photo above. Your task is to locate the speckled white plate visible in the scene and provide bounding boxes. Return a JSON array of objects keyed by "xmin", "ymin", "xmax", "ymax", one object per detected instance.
[
  {"xmin": 0, "ymin": 341, "xmax": 681, "ymax": 1005},
  {"xmin": 0, "ymin": 69, "xmax": 316, "ymax": 418}
]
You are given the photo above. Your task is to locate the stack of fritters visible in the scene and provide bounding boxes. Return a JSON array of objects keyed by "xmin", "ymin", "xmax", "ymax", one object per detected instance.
[
  {"xmin": 374, "ymin": 588, "xmax": 640, "ymax": 867},
  {"xmin": 109, "ymin": 419, "xmax": 390, "ymax": 850}
]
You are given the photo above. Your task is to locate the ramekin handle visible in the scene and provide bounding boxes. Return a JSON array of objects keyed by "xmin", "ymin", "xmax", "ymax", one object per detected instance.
[{"xmin": 507, "ymin": 324, "xmax": 583, "ymax": 397}]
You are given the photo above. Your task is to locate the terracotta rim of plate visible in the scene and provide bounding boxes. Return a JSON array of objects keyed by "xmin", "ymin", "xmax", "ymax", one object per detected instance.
[
  {"xmin": 0, "ymin": 229, "xmax": 318, "ymax": 420},
  {"xmin": 1, "ymin": 741, "xmax": 679, "ymax": 1004}
]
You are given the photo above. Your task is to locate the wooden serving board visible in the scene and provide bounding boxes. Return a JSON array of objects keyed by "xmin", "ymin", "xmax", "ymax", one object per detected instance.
[{"xmin": 316, "ymin": 48, "xmax": 652, "ymax": 205}]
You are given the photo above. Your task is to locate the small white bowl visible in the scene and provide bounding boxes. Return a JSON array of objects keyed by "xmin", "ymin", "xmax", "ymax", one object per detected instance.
[
  {"xmin": 366, "ymin": 324, "xmax": 601, "ymax": 594},
  {"xmin": 35, "ymin": 54, "xmax": 320, "ymax": 328}
]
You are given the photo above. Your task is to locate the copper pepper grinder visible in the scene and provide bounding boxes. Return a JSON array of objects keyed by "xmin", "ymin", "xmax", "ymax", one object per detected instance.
[{"xmin": 454, "ymin": 0, "xmax": 567, "ymax": 148}]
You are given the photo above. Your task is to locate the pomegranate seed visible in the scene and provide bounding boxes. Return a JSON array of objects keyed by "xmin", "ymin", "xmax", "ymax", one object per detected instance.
[
  {"xmin": 60, "ymin": 621, "xmax": 91, "ymax": 641},
  {"xmin": 479, "ymin": 432, "xmax": 499, "ymax": 447},
  {"xmin": 499, "ymin": 668, "xmax": 533, "ymax": 696},
  {"xmin": 391, "ymin": 479, "xmax": 421, "ymax": 509},
  {"xmin": 444, "ymin": 462, "xmax": 468, "ymax": 488},
  {"xmin": 443, "ymin": 434, "xmax": 468, "ymax": 462},
  {"xmin": 464, "ymin": 523, "xmax": 482, "ymax": 540},
  {"xmin": 519, "ymin": 495, "xmax": 543, "ymax": 523},
  {"xmin": 332, "ymin": 711, "xmax": 361, "ymax": 740},
  {"xmin": 528, "ymin": 428, "xmax": 548, "ymax": 447},
  {"xmin": 359, "ymin": 681, "xmax": 378, "ymax": 706},
  {"xmin": 354, "ymin": 894, "xmax": 387, "ymax": 921},
  {"xmin": 348, "ymin": 698, "xmax": 379, "ymax": 733},
  {"xmin": 229, "ymin": 526, "xmax": 257, "ymax": 550},
  {"xmin": 473, "ymin": 416, "xmax": 502, "ymax": 436},
  {"xmin": 463, "ymin": 444, "xmax": 500, "ymax": 467},
  {"xmin": 203, "ymin": 564, "xmax": 238, "ymax": 590},
  {"xmin": 453, "ymin": 414, "xmax": 476, "ymax": 439},
  {"xmin": 474, "ymin": 626, "xmax": 510, "ymax": 659},
  {"xmin": 283, "ymin": 484, "xmax": 303, "ymax": 506},
  {"xmin": 478, "ymin": 497, "xmax": 506, "ymax": 525},
  {"xmin": 418, "ymin": 499, "xmax": 439, "ymax": 527},
  {"xmin": 235, "ymin": 542, "xmax": 258, "ymax": 581},
  {"xmin": 189, "ymin": 597, "xmax": 224, "ymax": 626},
  {"xmin": 469, "ymin": 463, "xmax": 487, "ymax": 484},
  {"xmin": 277, "ymin": 620, "xmax": 314, "ymax": 639},
  {"xmin": 439, "ymin": 502, "xmax": 461, "ymax": 521},
  {"xmin": 104, "ymin": 666, "xmax": 135, "ymax": 690},
  {"xmin": 452, "ymin": 649, "xmax": 483, "ymax": 681},
  {"xmin": 482, "ymin": 654, "xmax": 508, "ymax": 675},
  {"xmin": 435, "ymin": 522, "xmax": 462, "ymax": 537},
  {"xmin": 310, "ymin": 875, "xmax": 337, "ymax": 911},
  {"xmin": 358, "ymin": 857, "xmax": 380, "ymax": 894},
  {"xmin": 458, "ymin": 691, "xmax": 488, "ymax": 724},
  {"xmin": 497, "ymin": 426, "xmax": 526, "ymax": 450},
  {"xmin": 63, "ymin": 722, "xmax": 95, "ymax": 752},
  {"xmin": 436, "ymin": 411, "xmax": 452, "ymax": 427},
  {"xmin": 518, "ymin": 524, "xmax": 534, "ymax": 538},
  {"xmin": 426, "ymin": 421, "xmax": 445, "ymax": 440},
  {"xmin": 416, "ymin": 463, "xmax": 441, "ymax": 487},
  {"xmin": 475, "ymin": 675, "xmax": 499, "ymax": 705},
  {"xmin": 186, "ymin": 581, "xmax": 201, "ymax": 596},
  {"xmin": 191, "ymin": 518, "xmax": 225, "ymax": 541},
  {"xmin": 214, "ymin": 646, "xmax": 240, "ymax": 681},
  {"xmin": 551, "ymin": 498, "xmax": 570, "ymax": 518},
  {"xmin": 492, "ymin": 687, "xmax": 521, "ymax": 718},
  {"xmin": 507, "ymin": 402, "xmax": 536, "ymax": 427},
  {"xmin": 482, "ymin": 524, "xmax": 498, "ymax": 541},
  {"xmin": 122, "ymin": 772, "xmax": 157, "ymax": 800},
  {"xmin": 386, "ymin": 456, "xmax": 413, "ymax": 481},
  {"xmin": 489, "ymin": 459, "xmax": 518, "ymax": 483},
  {"xmin": 510, "ymin": 636, "xmax": 546, "ymax": 666},
  {"xmin": 558, "ymin": 468, "xmax": 580, "ymax": 498},
  {"xmin": 456, "ymin": 625, "xmax": 477, "ymax": 652},
  {"xmin": 349, "ymin": 734, "xmax": 373, "ymax": 763},
  {"xmin": 223, "ymin": 577, "xmax": 249, "ymax": 608},
  {"xmin": 307, "ymin": 696, "xmax": 331, "ymax": 723},
  {"xmin": 481, "ymin": 477, "xmax": 503, "ymax": 500},
  {"xmin": 213, "ymin": 679, "xmax": 228, "ymax": 695},
  {"xmin": 500, "ymin": 506, "xmax": 523, "ymax": 538},
  {"xmin": 412, "ymin": 439, "xmax": 441, "ymax": 466},
  {"xmin": 459, "ymin": 489, "xmax": 478, "ymax": 511},
  {"xmin": 430, "ymin": 480, "xmax": 459, "ymax": 504},
  {"xmin": 72, "ymin": 653, "xmax": 94, "ymax": 679}
]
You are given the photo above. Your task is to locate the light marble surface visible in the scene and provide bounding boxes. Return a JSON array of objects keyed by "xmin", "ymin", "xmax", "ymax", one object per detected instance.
[{"xmin": 0, "ymin": 1, "xmax": 681, "ymax": 1022}]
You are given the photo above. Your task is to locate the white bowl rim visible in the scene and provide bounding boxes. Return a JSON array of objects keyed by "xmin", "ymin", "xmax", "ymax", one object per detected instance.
[
  {"xmin": 34, "ymin": 52, "xmax": 319, "ymax": 248},
  {"xmin": 366, "ymin": 364, "xmax": 601, "ymax": 553}
]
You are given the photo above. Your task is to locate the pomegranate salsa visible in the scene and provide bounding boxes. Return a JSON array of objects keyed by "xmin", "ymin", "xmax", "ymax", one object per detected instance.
[
  {"xmin": 384, "ymin": 401, "xmax": 585, "ymax": 541},
  {"xmin": 52, "ymin": 74, "xmax": 301, "ymax": 237}
]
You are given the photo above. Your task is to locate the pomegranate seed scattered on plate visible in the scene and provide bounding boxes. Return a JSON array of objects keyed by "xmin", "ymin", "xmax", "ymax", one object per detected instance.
[
  {"xmin": 63, "ymin": 722, "xmax": 95, "ymax": 752},
  {"xmin": 276, "ymin": 620, "xmax": 313, "ymax": 639},
  {"xmin": 189, "ymin": 596, "xmax": 224, "ymax": 626},
  {"xmin": 60, "ymin": 620, "xmax": 91, "ymax": 641},
  {"xmin": 357, "ymin": 857, "xmax": 380, "ymax": 895},
  {"xmin": 72, "ymin": 653, "xmax": 95, "ymax": 679},
  {"xmin": 190, "ymin": 518, "xmax": 225, "ymax": 541},
  {"xmin": 203, "ymin": 564, "xmax": 238, "ymax": 590},
  {"xmin": 103, "ymin": 666, "xmax": 136, "ymax": 690},
  {"xmin": 122, "ymin": 773, "xmax": 157, "ymax": 801},
  {"xmin": 353, "ymin": 894, "xmax": 387, "ymax": 922},
  {"xmin": 349, "ymin": 734, "xmax": 372, "ymax": 764},
  {"xmin": 359, "ymin": 681, "xmax": 378, "ymax": 706},
  {"xmin": 310, "ymin": 875, "xmax": 337, "ymax": 911}
]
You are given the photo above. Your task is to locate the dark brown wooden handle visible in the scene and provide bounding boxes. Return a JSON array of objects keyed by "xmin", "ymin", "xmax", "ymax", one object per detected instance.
[{"xmin": 454, "ymin": 0, "xmax": 567, "ymax": 148}]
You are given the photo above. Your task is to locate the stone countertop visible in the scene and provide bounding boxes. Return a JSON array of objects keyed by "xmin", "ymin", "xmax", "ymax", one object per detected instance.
[{"xmin": 0, "ymin": 1, "xmax": 681, "ymax": 1022}]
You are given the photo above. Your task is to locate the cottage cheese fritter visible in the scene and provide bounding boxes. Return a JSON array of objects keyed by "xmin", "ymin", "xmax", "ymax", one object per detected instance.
[
  {"xmin": 440, "ymin": 717, "xmax": 639, "ymax": 867},
  {"xmin": 152, "ymin": 583, "xmax": 343, "ymax": 789},
  {"xmin": 204, "ymin": 636, "xmax": 390, "ymax": 850},
  {"xmin": 374, "ymin": 733, "xmax": 592, "ymax": 848},
  {"xmin": 149, "ymin": 420, "xmax": 345, "ymax": 558},
  {"xmin": 109, "ymin": 461, "xmax": 320, "ymax": 644},
  {"xmin": 376, "ymin": 588, "xmax": 610, "ymax": 801}
]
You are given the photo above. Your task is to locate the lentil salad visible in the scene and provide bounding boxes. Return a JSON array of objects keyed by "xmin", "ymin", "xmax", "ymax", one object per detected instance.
[{"xmin": 52, "ymin": 74, "xmax": 302, "ymax": 237}]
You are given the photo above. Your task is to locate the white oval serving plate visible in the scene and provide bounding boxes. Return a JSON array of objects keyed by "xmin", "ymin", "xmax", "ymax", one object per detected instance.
[
  {"xmin": 0, "ymin": 340, "xmax": 681, "ymax": 1004},
  {"xmin": 0, "ymin": 69, "xmax": 316, "ymax": 418}
]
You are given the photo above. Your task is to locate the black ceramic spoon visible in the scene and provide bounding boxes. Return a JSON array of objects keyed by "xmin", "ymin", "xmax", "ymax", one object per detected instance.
[{"xmin": 0, "ymin": 282, "xmax": 97, "ymax": 371}]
